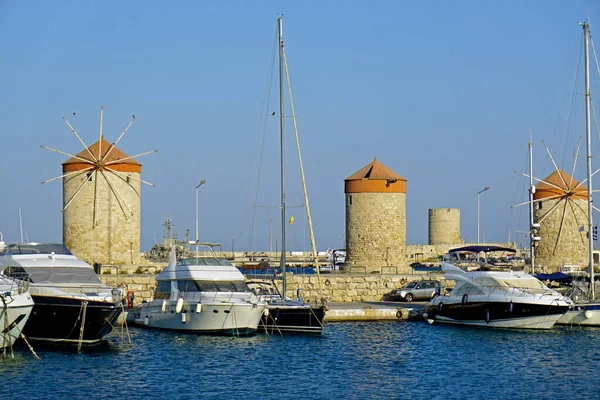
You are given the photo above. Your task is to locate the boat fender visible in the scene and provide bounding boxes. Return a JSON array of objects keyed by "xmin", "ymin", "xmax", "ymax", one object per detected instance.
[
  {"xmin": 485, "ymin": 309, "xmax": 490, "ymax": 324},
  {"xmin": 161, "ymin": 300, "xmax": 168, "ymax": 313},
  {"xmin": 181, "ymin": 312, "xmax": 187, "ymax": 323},
  {"xmin": 396, "ymin": 309, "xmax": 404, "ymax": 319},
  {"xmin": 400, "ymin": 278, "xmax": 407, "ymax": 285},
  {"xmin": 585, "ymin": 310, "xmax": 593, "ymax": 319},
  {"xmin": 273, "ymin": 308, "xmax": 280, "ymax": 320},
  {"xmin": 461, "ymin": 294, "xmax": 468, "ymax": 304},
  {"xmin": 324, "ymin": 279, "xmax": 331, "ymax": 286},
  {"xmin": 144, "ymin": 316, "xmax": 149, "ymax": 326},
  {"xmin": 176, "ymin": 298, "xmax": 184, "ymax": 314},
  {"xmin": 196, "ymin": 303, "xmax": 202, "ymax": 313},
  {"xmin": 508, "ymin": 301, "xmax": 514, "ymax": 314},
  {"xmin": 437, "ymin": 302, "xmax": 443, "ymax": 312}
]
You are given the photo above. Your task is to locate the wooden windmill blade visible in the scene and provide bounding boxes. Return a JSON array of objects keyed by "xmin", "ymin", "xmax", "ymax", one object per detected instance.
[{"xmin": 42, "ymin": 106, "xmax": 157, "ymax": 229}]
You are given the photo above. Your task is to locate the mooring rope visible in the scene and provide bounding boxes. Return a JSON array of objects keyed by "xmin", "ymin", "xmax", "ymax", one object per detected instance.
[{"xmin": 77, "ymin": 301, "xmax": 88, "ymax": 352}]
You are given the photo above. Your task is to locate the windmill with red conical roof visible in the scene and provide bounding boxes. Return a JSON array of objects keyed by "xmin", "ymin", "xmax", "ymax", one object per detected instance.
[{"xmin": 42, "ymin": 107, "xmax": 157, "ymax": 266}]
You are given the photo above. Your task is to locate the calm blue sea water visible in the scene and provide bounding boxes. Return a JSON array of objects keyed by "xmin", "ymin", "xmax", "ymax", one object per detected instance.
[{"xmin": 1, "ymin": 322, "xmax": 599, "ymax": 400}]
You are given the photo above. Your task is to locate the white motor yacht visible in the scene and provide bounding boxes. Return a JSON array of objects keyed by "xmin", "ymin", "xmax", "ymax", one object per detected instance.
[
  {"xmin": 133, "ymin": 243, "xmax": 265, "ymax": 336},
  {"xmin": 424, "ymin": 246, "xmax": 572, "ymax": 329},
  {"xmin": 0, "ymin": 243, "xmax": 123, "ymax": 344},
  {"xmin": 0, "ymin": 274, "xmax": 33, "ymax": 349}
]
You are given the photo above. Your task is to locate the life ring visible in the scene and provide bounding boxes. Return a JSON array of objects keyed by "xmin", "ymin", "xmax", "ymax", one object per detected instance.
[
  {"xmin": 400, "ymin": 278, "xmax": 407, "ymax": 285},
  {"xmin": 396, "ymin": 309, "xmax": 404, "ymax": 319},
  {"xmin": 324, "ymin": 279, "xmax": 331, "ymax": 286}
]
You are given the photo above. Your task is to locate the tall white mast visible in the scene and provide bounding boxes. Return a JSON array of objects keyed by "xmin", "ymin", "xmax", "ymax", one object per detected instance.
[
  {"xmin": 529, "ymin": 140, "xmax": 536, "ymax": 274},
  {"xmin": 583, "ymin": 21, "xmax": 595, "ymax": 299},
  {"xmin": 278, "ymin": 16, "xmax": 287, "ymax": 299}
]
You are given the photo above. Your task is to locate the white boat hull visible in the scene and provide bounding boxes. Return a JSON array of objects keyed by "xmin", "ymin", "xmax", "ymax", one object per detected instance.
[
  {"xmin": 556, "ymin": 304, "xmax": 600, "ymax": 326},
  {"xmin": 0, "ymin": 292, "xmax": 34, "ymax": 349},
  {"xmin": 428, "ymin": 313, "xmax": 562, "ymax": 330},
  {"xmin": 135, "ymin": 299, "xmax": 265, "ymax": 335}
]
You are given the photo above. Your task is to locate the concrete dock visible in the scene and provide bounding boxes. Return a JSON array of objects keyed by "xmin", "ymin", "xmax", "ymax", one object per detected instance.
[{"xmin": 324, "ymin": 301, "xmax": 426, "ymax": 322}]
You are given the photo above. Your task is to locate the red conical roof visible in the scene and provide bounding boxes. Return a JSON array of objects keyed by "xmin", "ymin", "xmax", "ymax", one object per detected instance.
[
  {"xmin": 344, "ymin": 157, "xmax": 406, "ymax": 194},
  {"xmin": 62, "ymin": 137, "xmax": 142, "ymax": 173},
  {"xmin": 534, "ymin": 168, "xmax": 587, "ymax": 200},
  {"xmin": 345, "ymin": 157, "xmax": 406, "ymax": 181}
]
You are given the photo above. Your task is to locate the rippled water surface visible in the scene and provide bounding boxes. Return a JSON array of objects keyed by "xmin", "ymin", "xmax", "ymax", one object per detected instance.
[{"xmin": 1, "ymin": 322, "xmax": 599, "ymax": 400}]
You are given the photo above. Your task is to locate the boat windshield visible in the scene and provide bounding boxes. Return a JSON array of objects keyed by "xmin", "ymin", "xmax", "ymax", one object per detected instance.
[
  {"xmin": 177, "ymin": 280, "xmax": 251, "ymax": 293},
  {"xmin": 473, "ymin": 277, "xmax": 547, "ymax": 290},
  {"xmin": 177, "ymin": 258, "xmax": 233, "ymax": 267},
  {"xmin": 1, "ymin": 243, "xmax": 73, "ymax": 256},
  {"xmin": 496, "ymin": 278, "xmax": 547, "ymax": 290},
  {"xmin": 4, "ymin": 265, "xmax": 102, "ymax": 284}
]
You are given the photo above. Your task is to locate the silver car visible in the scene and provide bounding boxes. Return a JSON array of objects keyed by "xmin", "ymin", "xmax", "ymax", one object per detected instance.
[{"xmin": 383, "ymin": 280, "xmax": 442, "ymax": 302}]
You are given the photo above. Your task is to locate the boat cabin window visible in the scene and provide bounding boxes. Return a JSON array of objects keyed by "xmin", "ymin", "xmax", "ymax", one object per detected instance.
[
  {"xmin": 1, "ymin": 243, "xmax": 73, "ymax": 256},
  {"xmin": 177, "ymin": 280, "xmax": 251, "ymax": 293},
  {"xmin": 154, "ymin": 281, "xmax": 171, "ymax": 299},
  {"xmin": 4, "ymin": 265, "xmax": 101, "ymax": 284},
  {"xmin": 453, "ymin": 283, "xmax": 484, "ymax": 296},
  {"xmin": 177, "ymin": 258, "xmax": 233, "ymax": 267},
  {"xmin": 473, "ymin": 277, "xmax": 509, "ymax": 289}
]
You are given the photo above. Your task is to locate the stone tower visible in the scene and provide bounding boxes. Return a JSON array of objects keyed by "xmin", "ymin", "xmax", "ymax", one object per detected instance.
[
  {"xmin": 428, "ymin": 208, "xmax": 461, "ymax": 245},
  {"xmin": 62, "ymin": 137, "xmax": 142, "ymax": 266},
  {"xmin": 533, "ymin": 168, "xmax": 588, "ymax": 272},
  {"xmin": 344, "ymin": 157, "xmax": 407, "ymax": 272}
]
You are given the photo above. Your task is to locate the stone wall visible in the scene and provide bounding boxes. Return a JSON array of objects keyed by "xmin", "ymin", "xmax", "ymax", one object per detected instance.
[
  {"xmin": 100, "ymin": 273, "xmax": 450, "ymax": 305},
  {"xmin": 535, "ymin": 198, "xmax": 588, "ymax": 272},
  {"xmin": 346, "ymin": 192, "xmax": 406, "ymax": 271},
  {"xmin": 64, "ymin": 171, "xmax": 141, "ymax": 266}
]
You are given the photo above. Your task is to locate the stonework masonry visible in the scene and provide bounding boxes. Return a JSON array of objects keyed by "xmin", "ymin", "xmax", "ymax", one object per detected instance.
[
  {"xmin": 99, "ymin": 273, "xmax": 451, "ymax": 304},
  {"xmin": 64, "ymin": 171, "xmax": 141, "ymax": 266},
  {"xmin": 345, "ymin": 192, "xmax": 406, "ymax": 272},
  {"xmin": 534, "ymin": 198, "xmax": 588, "ymax": 272},
  {"xmin": 428, "ymin": 208, "xmax": 461, "ymax": 245}
]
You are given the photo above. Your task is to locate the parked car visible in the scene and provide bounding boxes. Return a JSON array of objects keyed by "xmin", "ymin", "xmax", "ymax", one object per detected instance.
[{"xmin": 382, "ymin": 280, "xmax": 442, "ymax": 302}]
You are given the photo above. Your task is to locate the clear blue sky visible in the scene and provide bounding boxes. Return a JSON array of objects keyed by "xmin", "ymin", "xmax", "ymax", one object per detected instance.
[{"xmin": 1, "ymin": 0, "xmax": 600, "ymax": 252}]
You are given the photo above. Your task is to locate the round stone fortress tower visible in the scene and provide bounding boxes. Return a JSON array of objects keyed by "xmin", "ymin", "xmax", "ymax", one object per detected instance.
[
  {"xmin": 62, "ymin": 136, "xmax": 142, "ymax": 266},
  {"xmin": 533, "ymin": 168, "xmax": 588, "ymax": 272},
  {"xmin": 428, "ymin": 208, "xmax": 461, "ymax": 245},
  {"xmin": 344, "ymin": 157, "xmax": 407, "ymax": 271}
]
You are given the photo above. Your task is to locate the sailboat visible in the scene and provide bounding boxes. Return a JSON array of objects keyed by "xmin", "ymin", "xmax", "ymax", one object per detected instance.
[
  {"xmin": 554, "ymin": 21, "xmax": 600, "ymax": 326},
  {"xmin": 251, "ymin": 16, "xmax": 326, "ymax": 334}
]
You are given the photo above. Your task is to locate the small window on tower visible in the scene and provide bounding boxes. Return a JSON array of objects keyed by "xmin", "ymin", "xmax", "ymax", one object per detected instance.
[
  {"xmin": 348, "ymin": 195, "xmax": 352, "ymax": 206},
  {"xmin": 86, "ymin": 172, "xmax": 93, "ymax": 182},
  {"xmin": 127, "ymin": 175, "xmax": 131, "ymax": 183}
]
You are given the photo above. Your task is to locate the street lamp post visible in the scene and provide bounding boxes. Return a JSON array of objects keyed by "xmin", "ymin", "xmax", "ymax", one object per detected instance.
[
  {"xmin": 477, "ymin": 186, "xmax": 490, "ymax": 244},
  {"xmin": 195, "ymin": 180, "xmax": 206, "ymax": 243}
]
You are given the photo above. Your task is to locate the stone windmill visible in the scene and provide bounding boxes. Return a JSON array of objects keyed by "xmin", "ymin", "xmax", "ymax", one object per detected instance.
[
  {"xmin": 516, "ymin": 141, "xmax": 590, "ymax": 271},
  {"xmin": 344, "ymin": 157, "xmax": 407, "ymax": 272},
  {"xmin": 42, "ymin": 107, "xmax": 157, "ymax": 266}
]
